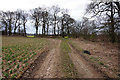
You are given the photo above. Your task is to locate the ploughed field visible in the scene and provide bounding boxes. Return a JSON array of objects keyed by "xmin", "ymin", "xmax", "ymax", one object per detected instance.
[
  {"xmin": 1, "ymin": 36, "xmax": 119, "ymax": 78},
  {"xmin": 2, "ymin": 37, "xmax": 48, "ymax": 78}
]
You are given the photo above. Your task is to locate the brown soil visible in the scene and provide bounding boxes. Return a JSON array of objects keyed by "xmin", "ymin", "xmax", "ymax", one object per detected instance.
[
  {"xmin": 70, "ymin": 38, "xmax": 119, "ymax": 78},
  {"xmin": 21, "ymin": 38, "xmax": 118, "ymax": 78},
  {"xmin": 68, "ymin": 43, "xmax": 103, "ymax": 78},
  {"xmin": 21, "ymin": 39, "xmax": 63, "ymax": 78}
]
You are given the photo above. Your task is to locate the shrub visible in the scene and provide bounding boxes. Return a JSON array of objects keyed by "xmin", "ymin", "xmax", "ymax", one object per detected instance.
[
  {"xmin": 98, "ymin": 61, "xmax": 104, "ymax": 65},
  {"xmin": 65, "ymin": 36, "xmax": 69, "ymax": 39},
  {"xmin": 14, "ymin": 62, "xmax": 16, "ymax": 65},
  {"xmin": 10, "ymin": 70, "xmax": 12, "ymax": 74},
  {"xmin": 17, "ymin": 64, "xmax": 19, "ymax": 68},
  {"xmin": 19, "ymin": 58, "xmax": 23, "ymax": 62}
]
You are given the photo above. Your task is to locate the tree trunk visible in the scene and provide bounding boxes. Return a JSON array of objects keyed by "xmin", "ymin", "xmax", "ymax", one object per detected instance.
[
  {"xmin": 67, "ymin": 24, "xmax": 70, "ymax": 37},
  {"xmin": 44, "ymin": 22, "xmax": 46, "ymax": 36},
  {"xmin": 8, "ymin": 20, "xmax": 12, "ymax": 36},
  {"xmin": 18, "ymin": 25, "xmax": 20, "ymax": 35},
  {"xmin": 36, "ymin": 26, "xmax": 38, "ymax": 36},
  {"xmin": 14, "ymin": 21, "xmax": 17, "ymax": 34},
  {"xmin": 53, "ymin": 22, "xmax": 56, "ymax": 35},
  {"xmin": 110, "ymin": 2, "xmax": 115, "ymax": 43},
  {"xmin": 42, "ymin": 21, "xmax": 46, "ymax": 36},
  {"xmin": 47, "ymin": 22, "xmax": 49, "ymax": 36},
  {"xmin": 5, "ymin": 23, "xmax": 7, "ymax": 35},
  {"xmin": 23, "ymin": 23, "xmax": 26, "ymax": 36},
  {"xmin": 54, "ymin": 15, "xmax": 56, "ymax": 36},
  {"xmin": 14, "ymin": 27, "xmax": 17, "ymax": 34},
  {"xmin": 42, "ymin": 26, "xmax": 43, "ymax": 36},
  {"xmin": 58, "ymin": 26, "xmax": 59, "ymax": 36},
  {"xmin": 61, "ymin": 18, "xmax": 64, "ymax": 38}
]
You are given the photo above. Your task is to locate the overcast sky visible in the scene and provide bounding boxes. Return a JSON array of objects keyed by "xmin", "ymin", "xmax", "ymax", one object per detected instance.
[
  {"xmin": 0, "ymin": 0, "xmax": 92, "ymax": 20},
  {"xmin": 0, "ymin": 0, "xmax": 92, "ymax": 34}
]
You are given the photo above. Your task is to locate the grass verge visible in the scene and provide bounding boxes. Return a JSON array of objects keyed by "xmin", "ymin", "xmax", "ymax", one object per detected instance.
[{"xmin": 60, "ymin": 38, "xmax": 77, "ymax": 78}]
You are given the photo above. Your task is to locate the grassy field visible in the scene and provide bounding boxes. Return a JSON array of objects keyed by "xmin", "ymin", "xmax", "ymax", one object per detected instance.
[{"xmin": 2, "ymin": 36, "xmax": 48, "ymax": 78}]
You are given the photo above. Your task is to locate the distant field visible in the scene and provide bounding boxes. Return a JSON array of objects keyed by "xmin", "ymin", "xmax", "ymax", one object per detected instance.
[
  {"xmin": 26, "ymin": 35, "xmax": 35, "ymax": 38},
  {"xmin": 2, "ymin": 36, "xmax": 48, "ymax": 78}
]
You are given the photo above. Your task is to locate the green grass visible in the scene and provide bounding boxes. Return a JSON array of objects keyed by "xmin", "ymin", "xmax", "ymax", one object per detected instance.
[
  {"xmin": 61, "ymin": 39, "xmax": 71, "ymax": 53},
  {"xmin": 10, "ymin": 70, "xmax": 12, "ymax": 74},
  {"xmin": 89, "ymin": 56, "xmax": 106, "ymax": 67},
  {"xmin": 64, "ymin": 36, "xmax": 69, "ymax": 39},
  {"xmin": 60, "ymin": 39, "xmax": 77, "ymax": 78},
  {"xmin": 90, "ymin": 57, "xmax": 99, "ymax": 62},
  {"xmin": 27, "ymin": 35, "xmax": 35, "ymax": 38},
  {"xmin": 98, "ymin": 61, "xmax": 104, "ymax": 65},
  {"xmin": 2, "ymin": 36, "xmax": 48, "ymax": 78},
  {"xmin": 17, "ymin": 64, "xmax": 19, "ymax": 69},
  {"xmin": 68, "ymin": 39, "xmax": 83, "ymax": 51}
]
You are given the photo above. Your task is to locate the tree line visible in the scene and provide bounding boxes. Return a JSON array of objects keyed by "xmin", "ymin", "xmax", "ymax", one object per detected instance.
[
  {"xmin": 0, "ymin": 5, "xmax": 75, "ymax": 38},
  {"xmin": 85, "ymin": 2, "xmax": 120, "ymax": 43},
  {"xmin": 0, "ymin": 2, "xmax": 120, "ymax": 43}
]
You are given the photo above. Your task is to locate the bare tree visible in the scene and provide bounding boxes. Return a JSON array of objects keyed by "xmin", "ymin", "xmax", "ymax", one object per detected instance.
[
  {"xmin": 21, "ymin": 10, "xmax": 28, "ymax": 36},
  {"xmin": 41, "ymin": 8, "xmax": 48, "ymax": 36},
  {"xmin": 60, "ymin": 9, "xmax": 68, "ymax": 38},
  {"xmin": 56, "ymin": 16, "xmax": 61, "ymax": 36},
  {"xmin": 5, "ymin": 11, "xmax": 14, "ymax": 36},
  {"xmin": 13, "ymin": 10, "xmax": 21, "ymax": 34},
  {"xmin": 31, "ymin": 7, "xmax": 42, "ymax": 36},
  {"xmin": 0, "ymin": 11, "xmax": 8, "ymax": 35},
  {"xmin": 86, "ymin": 2, "xmax": 120, "ymax": 43},
  {"xmin": 51, "ymin": 5, "xmax": 61, "ymax": 35}
]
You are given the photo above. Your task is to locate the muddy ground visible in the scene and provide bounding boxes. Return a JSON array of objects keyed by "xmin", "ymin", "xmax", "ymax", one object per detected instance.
[
  {"xmin": 21, "ymin": 38, "xmax": 119, "ymax": 78},
  {"xmin": 22, "ymin": 39, "xmax": 63, "ymax": 78},
  {"xmin": 70, "ymin": 38, "xmax": 119, "ymax": 78}
]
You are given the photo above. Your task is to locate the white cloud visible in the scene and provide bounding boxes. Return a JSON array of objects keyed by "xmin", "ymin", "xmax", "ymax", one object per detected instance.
[
  {"xmin": 0, "ymin": 0, "xmax": 91, "ymax": 20},
  {"xmin": 0, "ymin": 0, "xmax": 91, "ymax": 33}
]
